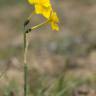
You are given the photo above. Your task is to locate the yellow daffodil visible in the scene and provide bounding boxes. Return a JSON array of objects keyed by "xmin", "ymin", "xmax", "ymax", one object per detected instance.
[
  {"xmin": 49, "ymin": 11, "xmax": 59, "ymax": 31},
  {"xmin": 28, "ymin": 0, "xmax": 52, "ymax": 18},
  {"xmin": 27, "ymin": 0, "xmax": 59, "ymax": 31}
]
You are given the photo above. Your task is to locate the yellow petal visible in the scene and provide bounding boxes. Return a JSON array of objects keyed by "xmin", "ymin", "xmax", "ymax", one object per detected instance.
[
  {"xmin": 41, "ymin": 0, "xmax": 51, "ymax": 7},
  {"xmin": 51, "ymin": 22, "xmax": 59, "ymax": 31},
  {"xmin": 28, "ymin": 0, "xmax": 51, "ymax": 7},
  {"xmin": 51, "ymin": 12, "xmax": 59, "ymax": 23},
  {"xmin": 35, "ymin": 4, "xmax": 52, "ymax": 18}
]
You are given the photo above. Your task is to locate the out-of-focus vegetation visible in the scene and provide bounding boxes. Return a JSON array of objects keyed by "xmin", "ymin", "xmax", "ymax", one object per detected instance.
[{"xmin": 0, "ymin": 0, "xmax": 96, "ymax": 96}]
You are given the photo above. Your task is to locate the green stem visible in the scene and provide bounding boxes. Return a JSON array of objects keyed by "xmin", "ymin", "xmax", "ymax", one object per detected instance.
[
  {"xmin": 26, "ymin": 20, "xmax": 49, "ymax": 33},
  {"xmin": 23, "ymin": 19, "xmax": 49, "ymax": 96},
  {"xmin": 24, "ymin": 63, "xmax": 28, "ymax": 96},
  {"xmin": 31, "ymin": 20, "xmax": 49, "ymax": 30},
  {"xmin": 24, "ymin": 32, "xmax": 28, "ymax": 96},
  {"xmin": 28, "ymin": 11, "xmax": 35, "ymax": 20}
]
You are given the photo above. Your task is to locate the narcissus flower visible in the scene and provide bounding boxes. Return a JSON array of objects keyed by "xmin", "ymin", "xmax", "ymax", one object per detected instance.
[
  {"xmin": 28, "ymin": 0, "xmax": 52, "ymax": 18},
  {"xmin": 49, "ymin": 11, "xmax": 59, "ymax": 31},
  {"xmin": 27, "ymin": 0, "xmax": 59, "ymax": 31}
]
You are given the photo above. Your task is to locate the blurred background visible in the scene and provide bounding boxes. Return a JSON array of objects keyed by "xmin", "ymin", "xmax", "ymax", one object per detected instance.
[{"xmin": 0, "ymin": 0, "xmax": 96, "ymax": 96}]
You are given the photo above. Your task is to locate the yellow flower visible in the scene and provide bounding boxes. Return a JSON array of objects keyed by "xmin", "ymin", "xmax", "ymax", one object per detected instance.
[
  {"xmin": 27, "ymin": 0, "xmax": 59, "ymax": 31},
  {"xmin": 28, "ymin": 0, "xmax": 52, "ymax": 18},
  {"xmin": 49, "ymin": 11, "xmax": 59, "ymax": 31}
]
